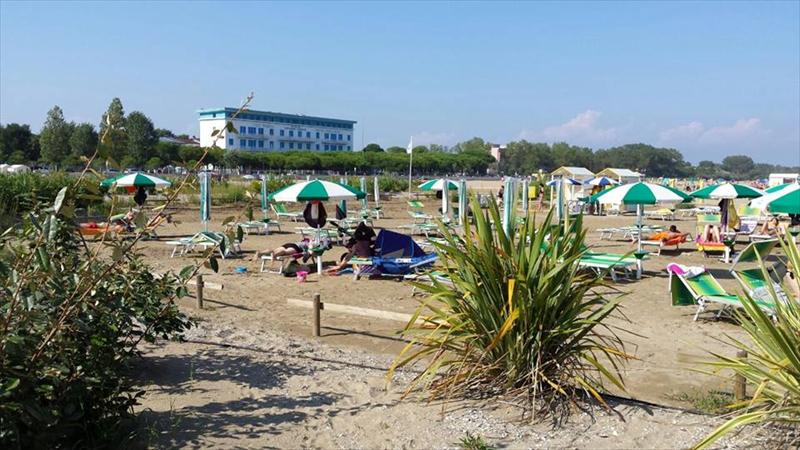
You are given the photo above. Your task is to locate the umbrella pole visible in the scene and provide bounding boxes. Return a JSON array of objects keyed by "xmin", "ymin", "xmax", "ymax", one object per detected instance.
[{"xmin": 636, "ymin": 204, "xmax": 643, "ymax": 253}]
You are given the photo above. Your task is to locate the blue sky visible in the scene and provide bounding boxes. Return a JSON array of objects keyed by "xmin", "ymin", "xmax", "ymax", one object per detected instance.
[{"xmin": 1, "ymin": 1, "xmax": 798, "ymax": 165}]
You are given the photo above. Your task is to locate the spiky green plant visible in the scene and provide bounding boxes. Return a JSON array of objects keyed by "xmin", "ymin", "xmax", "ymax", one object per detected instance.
[
  {"xmin": 695, "ymin": 233, "xmax": 800, "ymax": 449},
  {"xmin": 389, "ymin": 197, "xmax": 630, "ymax": 416}
]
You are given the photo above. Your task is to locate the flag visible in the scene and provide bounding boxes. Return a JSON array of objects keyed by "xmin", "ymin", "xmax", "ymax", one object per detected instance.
[{"xmin": 406, "ymin": 137, "xmax": 413, "ymax": 154}]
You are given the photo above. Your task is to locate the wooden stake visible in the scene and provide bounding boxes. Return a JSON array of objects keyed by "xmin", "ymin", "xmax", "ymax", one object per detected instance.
[
  {"xmin": 196, "ymin": 274, "xmax": 204, "ymax": 310},
  {"xmin": 734, "ymin": 350, "xmax": 747, "ymax": 400},
  {"xmin": 312, "ymin": 293, "xmax": 321, "ymax": 337}
]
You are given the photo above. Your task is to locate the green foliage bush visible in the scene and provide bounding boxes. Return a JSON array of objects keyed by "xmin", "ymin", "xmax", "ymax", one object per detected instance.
[
  {"xmin": 0, "ymin": 173, "xmax": 104, "ymax": 219},
  {"xmin": 0, "ymin": 189, "xmax": 193, "ymax": 447}
]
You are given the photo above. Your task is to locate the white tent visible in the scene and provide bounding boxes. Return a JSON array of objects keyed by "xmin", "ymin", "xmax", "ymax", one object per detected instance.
[{"xmin": 5, "ymin": 164, "xmax": 30, "ymax": 174}]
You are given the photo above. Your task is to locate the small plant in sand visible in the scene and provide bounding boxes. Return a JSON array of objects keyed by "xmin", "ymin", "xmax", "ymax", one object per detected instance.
[
  {"xmin": 390, "ymin": 198, "xmax": 630, "ymax": 418},
  {"xmin": 457, "ymin": 432, "xmax": 493, "ymax": 450},
  {"xmin": 695, "ymin": 234, "xmax": 800, "ymax": 449}
]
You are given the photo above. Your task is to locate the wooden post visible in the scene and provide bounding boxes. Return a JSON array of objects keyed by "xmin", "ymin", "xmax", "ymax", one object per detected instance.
[
  {"xmin": 734, "ymin": 350, "xmax": 747, "ymax": 400},
  {"xmin": 312, "ymin": 293, "xmax": 321, "ymax": 337},
  {"xmin": 196, "ymin": 274, "xmax": 204, "ymax": 310}
]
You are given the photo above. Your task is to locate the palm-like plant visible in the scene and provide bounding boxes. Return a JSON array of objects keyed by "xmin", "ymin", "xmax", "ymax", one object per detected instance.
[
  {"xmin": 390, "ymin": 197, "xmax": 630, "ymax": 417},
  {"xmin": 695, "ymin": 234, "xmax": 800, "ymax": 449}
]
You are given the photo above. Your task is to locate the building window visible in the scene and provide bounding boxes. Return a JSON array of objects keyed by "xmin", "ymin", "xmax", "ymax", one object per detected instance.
[
  {"xmin": 239, "ymin": 126, "xmax": 246, "ymax": 134},
  {"xmin": 269, "ymin": 141, "xmax": 274, "ymax": 149},
  {"xmin": 289, "ymin": 130, "xmax": 293, "ymax": 137},
  {"xmin": 240, "ymin": 139, "xmax": 246, "ymax": 148},
  {"xmin": 324, "ymin": 133, "xmax": 329, "ymax": 139},
  {"xmin": 258, "ymin": 127, "xmax": 264, "ymax": 135},
  {"xmin": 338, "ymin": 134, "xmax": 343, "ymax": 140},
  {"xmin": 228, "ymin": 138, "xmax": 234, "ymax": 146},
  {"xmin": 289, "ymin": 142, "xmax": 294, "ymax": 149},
  {"xmin": 347, "ymin": 135, "xmax": 351, "ymax": 141},
  {"xmin": 248, "ymin": 139, "xmax": 256, "ymax": 148},
  {"xmin": 324, "ymin": 144, "xmax": 329, "ymax": 151},
  {"xmin": 258, "ymin": 140, "xmax": 264, "ymax": 148},
  {"xmin": 306, "ymin": 131, "xmax": 311, "ymax": 138},
  {"xmin": 248, "ymin": 127, "xmax": 256, "ymax": 134},
  {"xmin": 280, "ymin": 129, "xmax": 284, "ymax": 136},
  {"xmin": 316, "ymin": 132, "xmax": 320, "ymax": 139},
  {"xmin": 316, "ymin": 144, "xmax": 320, "ymax": 150},
  {"xmin": 280, "ymin": 142, "xmax": 285, "ymax": 149},
  {"xmin": 306, "ymin": 143, "xmax": 311, "ymax": 150},
  {"xmin": 270, "ymin": 128, "xmax": 274, "ymax": 136},
  {"xmin": 347, "ymin": 145, "xmax": 351, "ymax": 151}
]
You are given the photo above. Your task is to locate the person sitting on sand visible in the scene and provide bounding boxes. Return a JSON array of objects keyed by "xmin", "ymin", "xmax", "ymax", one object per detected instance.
[
  {"xmin": 325, "ymin": 223, "xmax": 376, "ymax": 274},
  {"xmin": 254, "ymin": 239, "xmax": 310, "ymax": 261}
]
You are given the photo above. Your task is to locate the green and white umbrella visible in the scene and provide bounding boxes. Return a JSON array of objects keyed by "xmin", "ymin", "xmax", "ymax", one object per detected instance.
[
  {"xmin": 690, "ymin": 183, "xmax": 763, "ymax": 199},
  {"xmin": 199, "ymin": 171, "xmax": 211, "ymax": 229},
  {"xmin": 418, "ymin": 179, "xmax": 459, "ymax": 191},
  {"xmin": 100, "ymin": 172, "xmax": 171, "ymax": 188},
  {"xmin": 750, "ymin": 183, "xmax": 800, "ymax": 214},
  {"xmin": 269, "ymin": 179, "xmax": 366, "ymax": 202},
  {"xmin": 590, "ymin": 182, "xmax": 690, "ymax": 253},
  {"xmin": 765, "ymin": 183, "xmax": 794, "ymax": 194}
]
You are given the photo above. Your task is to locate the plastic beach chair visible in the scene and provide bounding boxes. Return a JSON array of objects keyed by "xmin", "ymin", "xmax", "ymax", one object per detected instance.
[{"xmin": 272, "ymin": 203, "xmax": 303, "ymax": 222}]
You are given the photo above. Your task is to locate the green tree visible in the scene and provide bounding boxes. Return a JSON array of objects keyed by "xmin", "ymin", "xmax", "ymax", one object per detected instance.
[
  {"xmin": 721, "ymin": 155, "xmax": 755, "ymax": 179},
  {"xmin": 126, "ymin": 111, "xmax": 158, "ymax": 166},
  {"xmin": 69, "ymin": 122, "xmax": 98, "ymax": 160},
  {"xmin": 362, "ymin": 143, "xmax": 384, "ymax": 152},
  {"xmin": 455, "ymin": 137, "xmax": 489, "ymax": 155},
  {"xmin": 154, "ymin": 128, "xmax": 175, "ymax": 138},
  {"xmin": 39, "ymin": 106, "xmax": 73, "ymax": 167},
  {"xmin": 386, "ymin": 146, "xmax": 406, "ymax": 153},
  {"xmin": 99, "ymin": 97, "xmax": 127, "ymax": 162},
  {"xmin": 0, "ymin": 123, "xmax": 38, "ymax": 162}
]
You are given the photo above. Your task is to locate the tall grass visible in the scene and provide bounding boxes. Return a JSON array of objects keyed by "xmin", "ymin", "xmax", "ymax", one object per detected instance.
[
  {"xmin": 390, "ymin": 198, "xmax": 630, "ymax": 417},
  {"xmin": 695, "ymin": 234, "xmax": 800, "ymax": 449}
]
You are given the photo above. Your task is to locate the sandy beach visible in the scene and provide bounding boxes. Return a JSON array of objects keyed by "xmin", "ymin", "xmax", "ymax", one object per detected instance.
[{"xmin": 125, "ymin": 189, "xmax": 771, "ymax": 448}]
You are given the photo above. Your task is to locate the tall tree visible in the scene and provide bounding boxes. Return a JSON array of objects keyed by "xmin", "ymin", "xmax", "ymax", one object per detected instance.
[
  {"xmin": 99, "ymin": 98, "xmax": 127, "ymax": 162},
  {"xmin": 721, "ymin": 155, "xmax": 755, "ymax": 179},
  {"xmin": 362, "ymin": 143, "xmax": 384, "ymax": 152},
  {"xmin": 126, "ymin": 111, "xmax": 157, "ymax": 166},
  {"xmin": 39, "ymin": 106, "xmax": 73, "ymax": 166},
  {"xmin": 154, "ymin": 128, "xmax": 175, "ymax": 138},
  {"xmin": 69, "ymin": 123, "xmax": 99, "ymax": 160},
  {"xmin": 0, "ymin": 123, "xmax": 38, "ymax": 162}
]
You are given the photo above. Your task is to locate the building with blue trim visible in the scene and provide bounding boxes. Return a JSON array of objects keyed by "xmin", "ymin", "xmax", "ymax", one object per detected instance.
[{"xmin": 198, "ymin": 107, "xmax": 356, "ymax": 152}]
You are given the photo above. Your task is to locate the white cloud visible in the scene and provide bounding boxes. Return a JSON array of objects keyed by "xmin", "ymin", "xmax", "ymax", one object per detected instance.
[
  {"xmin": 658, "ymin": 121, "xmax": 704, "ymax": 142},
  {"xmin": 412, "ymin": 131, "xmax": 458, "ymax": 147},
  {"xmin": 518, "ymin": 110, "xmax": 617, "ymax": 144},
  {"xmin": 659, "ymin": 118, "xmax": 767, "ymax": 144}
]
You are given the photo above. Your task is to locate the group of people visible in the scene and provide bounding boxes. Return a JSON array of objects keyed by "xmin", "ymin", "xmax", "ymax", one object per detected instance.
[{"xmin": 254, "ymin": 222, "xmax": 377, "ymax": 275}]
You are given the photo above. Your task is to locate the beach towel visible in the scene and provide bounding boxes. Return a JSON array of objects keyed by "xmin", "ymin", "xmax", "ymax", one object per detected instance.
[{"xmin": 666, "ymin": 263, "xmax": 705, "ymax": 279}]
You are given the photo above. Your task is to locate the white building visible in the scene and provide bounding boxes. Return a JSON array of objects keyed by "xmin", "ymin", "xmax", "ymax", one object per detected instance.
[
  {"xmin": 198, "ymin": 107, "xmax": 356, "ymax": 152},
  {"xmin": 768, "ymin": 173, "xmax": 799, "ymax": 187}
]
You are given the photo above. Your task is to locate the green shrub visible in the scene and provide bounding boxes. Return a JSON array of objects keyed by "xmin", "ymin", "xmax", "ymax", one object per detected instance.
[
  {"xmin": 695, "ymin": 235, "xmax": 800, "ymax": 449},
  {"xmin": 390, "ymin": 200, "xmax": 629, "ymax": 416},
  {"xmin": 0, "ymin": 172, "xmax": 103, "ymax": 219},
  {"xmin": 0, "ymin": 189, "xmax": 193, "ymax": 447}
]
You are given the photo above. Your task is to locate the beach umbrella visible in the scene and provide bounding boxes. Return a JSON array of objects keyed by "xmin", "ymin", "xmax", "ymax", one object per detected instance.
[
  {"xmin": 690, "ymin": 183, "xmax": 763, "ymax": 200},
  {"xmin": 269, "ymin": 179, "xmax": 366, "ymax": 203},
  {"xmin": 765, "ymin": 183, "xmax": 794, "ymax": 194},
  {"xmin": 360, "ymin": 176, "xmax": 368, "ymax": 209},
  {"xmin": 418, "ymin": 179, "xmax": 459, "ymax": 191},
  {"xmin": 260, "ymin": 174, "xmax": 269, "ymax": 218},
  {"xmin": 338, "ymin": 177, "xmax": 348, "ymax": 218},
  {"xmin": 502, "ymin": 177, "xmax": 515, "ymax": 236},
  {"xmin": 546, "ymin": 178, "xmax": 581, "ymax": 186},
  {"xmin": 199, "ymin": 171, "xmax": 211, "ymax": 230},
  {"xmin": 373, "ymin": 176, "xmax": 380, "ymax": 209},
  {"xmin": 750, "ymin": 183, "xmax": 800, "ymax": 214},
  {"xmin": 100, "ymin": 172, "xmax": 171, "ymax": 188},
  {"xmin": 584, "ymin": 176, "xmax": 619, "ymax": 187},
  {"xmin": 458, "ymin": 179, "xmax": 468, "ymax": 225},
  {"xmin": 521, "ymin": 178, "xmax": 530, "ymax": 215},
  {"xmin": 590, "ymin": 182, "xmax": 691, "ymax": 253}
]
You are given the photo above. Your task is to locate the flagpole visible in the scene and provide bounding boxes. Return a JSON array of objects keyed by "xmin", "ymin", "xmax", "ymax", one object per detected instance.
[{"xmin": 407, "ymin": 136, "xmax": 413, "ymax": 198}]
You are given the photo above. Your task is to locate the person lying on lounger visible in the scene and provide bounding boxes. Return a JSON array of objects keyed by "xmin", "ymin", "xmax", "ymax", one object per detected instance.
[
  {"xmin": 644, "ymin": 225, "xmax": 689, "ymax": 242},
  {"xmin": 759, "ymin": 217, "xmax": 785, "ymax": 237},
  {"xmin": 253, "ymin": 239, "xmax": 310, "ymax": 261}
]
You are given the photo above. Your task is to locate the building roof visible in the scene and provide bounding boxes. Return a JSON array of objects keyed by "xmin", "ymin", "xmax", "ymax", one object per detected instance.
[
  {"xmin": 197, "ymin": 107, "xmax": 356, "ymax": 126},
  {"xmin": 550, "ymin": 166, "xmax": 594, "ymax": 177},
  {"xmin": 596, "ymin": 168, "xmax": 642, "ymax": 178}
]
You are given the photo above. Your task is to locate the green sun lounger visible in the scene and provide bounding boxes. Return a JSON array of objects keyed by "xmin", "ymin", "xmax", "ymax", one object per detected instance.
[
  {"xmin": 669, "ymin": 267, "xmax": 776, "ymax": 320},
  {"xmin": 272, "ymin": 203, "xmax": 303, "ymax": 221},
  {"xmin": 579, "ymin": 251, "xmax": 645, "ymax": 281}
]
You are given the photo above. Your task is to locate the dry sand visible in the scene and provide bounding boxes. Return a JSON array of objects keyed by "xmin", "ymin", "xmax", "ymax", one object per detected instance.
[{"xmin": 128, "ymin": 192, "xmax": 771, "ymax": 448}]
